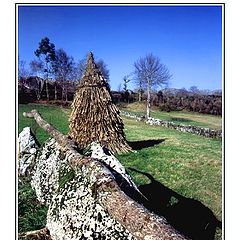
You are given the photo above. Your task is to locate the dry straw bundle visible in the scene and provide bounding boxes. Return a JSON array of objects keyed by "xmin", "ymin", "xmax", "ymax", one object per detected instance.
[{"xmin": 69, "ymin": 52, "xmax": 132, "ymax": 154}]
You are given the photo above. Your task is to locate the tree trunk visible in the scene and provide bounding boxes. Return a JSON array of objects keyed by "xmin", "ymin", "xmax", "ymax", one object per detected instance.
[
  {"xmin": 46, "ymin": 79, "xmax": 49, "ymax": 101},
  {"xmin": 36, "ymin": 90, "xmax": 41, "ymax": 101},
  {"xmin": 54, "ymin": 85, "xmax": 57, "ymax": 101},
  {"xmin": 46, "ymin": 63, "xmax": 50, "ymax": 101},
  {"xmin": 23, "ymin": 109, "xmax": 187, "ymax": 240},
  {"xmin": 146, "ymin": 80, "xmax": 151, "ymax": 119},
  {"xmin": 36, "ymin": 78, "xmax": 41, "ymax": 101},
  {"xmin": 138, "ymin": 89, "xmax": 142, "ymax": 102},
  {"xmin": 65, "ymin": 83, "xmax": 68, "ymax": 102}
]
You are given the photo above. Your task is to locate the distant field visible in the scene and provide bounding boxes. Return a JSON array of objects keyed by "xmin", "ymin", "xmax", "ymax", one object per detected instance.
[
  {"xmin": 120, "ymin": 102, "xmax": 222, "ymax": 130},
  {"xmin": 18, "ymin": 104, "xmax": 222, "ymax": 239}
]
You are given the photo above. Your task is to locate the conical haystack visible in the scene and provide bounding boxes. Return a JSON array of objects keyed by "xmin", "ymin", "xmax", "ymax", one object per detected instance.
[{"xmin": 69, "ymin": 52, "xmax": 132, "ymax": 154}]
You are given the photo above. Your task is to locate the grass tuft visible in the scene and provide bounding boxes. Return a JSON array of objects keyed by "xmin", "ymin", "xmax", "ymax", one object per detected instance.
[{"xmin": 18, "ymin": 177, "xmax": 48, "ymax": 233}]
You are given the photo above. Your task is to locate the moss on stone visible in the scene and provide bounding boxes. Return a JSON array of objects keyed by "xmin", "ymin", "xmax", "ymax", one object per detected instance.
[{"xmin": 58, "ymin": 167, "xmax": 75, "ymax": 190}]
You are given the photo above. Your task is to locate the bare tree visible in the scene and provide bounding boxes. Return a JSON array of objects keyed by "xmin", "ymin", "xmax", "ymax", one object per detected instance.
[
  {"xmin": 133, "ymin": 70, "xmax": 144, "ymax": 102},
  {"xmin": 76, "ymin": 56, "xmax": 110, "ymax": 82},
  {"xmin": 66, "ymin": 59, "xmax": 85, "ymax": 85},
  {"xmin": 97, "ymin": 59, "xmax": 110, "ymax": 82},
  {"xmin": 52, "ymin": 48, "xmax": 74, "ymax": 101},
  {"xmin": 134, "ymin": 53, "xmax": 171, "ymax": 118},
  {"xmin": 123, "ymin": 75, "xmax": 131, "ymax": 92},
  {"xmin": 18, "ymin": 58, "xmax": 29, "ymax": 80},
  {"xmin": 30, "ymin": 59, "xmax": 44, "ymax": 77},
  {"xmin": 117, "ymin": 83, "xmax": 122, "ymax": 92},
  {"xmin": 189, "ymin": 86, "xmax": 199, "ymax": 95},
  {"xmin": 29, "ymin": 59, "xmax": 45, "ymax": 100}
]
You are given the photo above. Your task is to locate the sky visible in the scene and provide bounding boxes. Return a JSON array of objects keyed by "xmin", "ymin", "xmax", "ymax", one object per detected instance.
[{"xmin": 18, "ymin": 4, "xmax": 223, "ymax": 91}]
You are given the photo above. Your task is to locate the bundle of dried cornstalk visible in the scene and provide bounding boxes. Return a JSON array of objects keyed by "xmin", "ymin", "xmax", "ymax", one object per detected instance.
[
  {"xmin": 69, "ymin": 52, "xmax": 132, "ymax": 154},
  {"xmin": 23, "ymin": 110, "xmax": 187, "ymax": 240}
]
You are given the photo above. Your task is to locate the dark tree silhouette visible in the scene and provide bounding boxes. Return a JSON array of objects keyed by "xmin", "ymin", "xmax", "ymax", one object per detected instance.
[
  {"xmin": 96, "ymin": 59, "xmax": 110, "ymax": 82},
  {"xmin": 34, "ymin": 37, "xmax": 56, "ymax": 100},
  {"xmin": 189, "ymin": 86, "xmax": 200, "ymax": 95}
]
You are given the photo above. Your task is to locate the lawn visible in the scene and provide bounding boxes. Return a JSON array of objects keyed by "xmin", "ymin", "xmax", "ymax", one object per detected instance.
[
  {"xmin": 18, "ymin": 104, "xmax": 222, "ymax": 239},
  {"xmin": 18, "ymin": 104, "xmax": 71, "ymax": 144},
  {"xmin": 118, "ymin": 117, "xmax": 222, "ymax": 216}
]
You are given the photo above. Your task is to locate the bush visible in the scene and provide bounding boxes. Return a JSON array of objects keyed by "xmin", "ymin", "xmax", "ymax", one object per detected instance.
[
  {"xmin": 18, "ymin": 86, "xmax": 37, "ymax": 104},
  {"xmin": 157, "ymin": 94, "xmax": 222, "ymax": 115}
]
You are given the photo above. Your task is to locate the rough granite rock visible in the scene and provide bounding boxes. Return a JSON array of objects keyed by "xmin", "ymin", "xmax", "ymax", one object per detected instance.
[
  {"xmin": 31, "ymin": 139, "xmax": 140, "ymax": 206},
  {"xmin": 31, "ymin": 138, "xmax": 65, "ymax": 205},
  {"xmin": 18, "ymin": 127, "xmax": 39, "ymax": 176},
  {"xmin": 88, "ymin": 142, "xmax": 139, "ymax": 191},
  {"xmin": 47, "ymin": 168, "xmax": 135, "ymax": 240},
  {"xmin": 31, "ymin": 138, "xmax": 139, "ymax": 239}
]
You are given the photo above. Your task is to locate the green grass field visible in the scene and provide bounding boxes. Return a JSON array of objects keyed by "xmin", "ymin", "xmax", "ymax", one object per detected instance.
[
  {"xmin": 18, "ymin": 104, "xmax": 70, "ymax": 144},
  {"xmin": 120, "ymin": 102, "xmax": 222, "ymax": 130},
  {"xmin": 18, "ymin": 103, "xmax": 222, "ymax": 239}
]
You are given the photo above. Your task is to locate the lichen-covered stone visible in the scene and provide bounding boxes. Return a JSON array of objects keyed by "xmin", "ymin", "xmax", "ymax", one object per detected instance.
[
  {"xmin": 88, "ymin": 142, "xmax": 139, "ymax": 191},
  {"xmin": 19, "ymin": 127, "xmax": 38, "ymax": 153},
  {"xmin": 18, "ymin": 127, "xmax": 39, "ymax": 176},
  {"xmin": 30, "ymin": 139, "xmax": 138, "ymax": 206},
  {"xmin": 31, "ymin": 138, "xmax": 139, "ymax": 239},
  {"xmin": 31, "ymin": 138, "xmax": 66, "ymax": 205},
  {"xmin": 47, "ymin": 171, "xmax": 135, "ymax": 240}
]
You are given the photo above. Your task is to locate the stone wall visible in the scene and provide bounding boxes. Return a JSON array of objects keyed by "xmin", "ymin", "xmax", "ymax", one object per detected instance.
[
  {"xmin": 121, "ymin": 111, "xmax": 222, "ymax": 139},
  {"xmin": 28, "ymin": 138, "xmax": 138, "ymax": 239}
]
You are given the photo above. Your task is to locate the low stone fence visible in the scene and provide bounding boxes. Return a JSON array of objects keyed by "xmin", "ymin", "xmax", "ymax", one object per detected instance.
[
  {"xmin": 18, "ymin": 124, "xmax": 188, "ymax": 240},
  {"xmin": 121, "ymin": 111, "xmax": 222, "ymax": 139}
]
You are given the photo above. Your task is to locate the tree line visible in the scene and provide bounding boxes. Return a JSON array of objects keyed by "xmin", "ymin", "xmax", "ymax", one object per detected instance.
[
  {"xmin": 18, "ymin": 37, "xmax": 110, "ymax": 102},
  {"xmin": 152, "ymin": 88, "xmax": 222, "ymax": 115},
  {"xmin": 112, "ymin": 88, "xmax": 222, "ymax": 116},
  {"xmin": 19, "ymin": 38, "xmax": 171, "ymax": 118},
  {"xmin": 18, "ymin": 37, "xmax": 221, "ymax": 116}
]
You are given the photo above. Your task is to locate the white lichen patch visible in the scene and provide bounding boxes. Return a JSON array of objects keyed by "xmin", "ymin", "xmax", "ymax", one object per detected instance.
[
  {"xmin": 18, "ymin": 127, "xmax": 37, "ymax": 153},
  {"xmin": 18, "ymin": 127, "xmax": 39, "ymax": 176},
  {"xmin": 47, "ymin": 172, "xmax": 135, "ymax": 240},
  {"xmin": 89, "ymin": 142, "xmax": 139, "ymax": 191},
  {"xmin": 31, "ymin": 138, "xmax": 68, "ymax": 205},
  {"xmin": 31, "ymin": 139, "xmax": 140, "ymax": 239}
]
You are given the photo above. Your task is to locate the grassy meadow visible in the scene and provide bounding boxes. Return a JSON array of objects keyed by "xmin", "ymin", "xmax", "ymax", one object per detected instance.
[
  {"xmin": 18, "ymin": 103, "xmax": 222, "ymax": 239},
  {"xmin": 120, "ymin": 102, "xmax": 222, "ymax": 130},
  {"xmin": 18, "ymin": 104, "xmax": 70, "ymax": 144}
]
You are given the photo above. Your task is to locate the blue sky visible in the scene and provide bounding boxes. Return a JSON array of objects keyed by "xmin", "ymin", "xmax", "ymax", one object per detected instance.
[{"xmin": 18, "ymin": 4, "xmax": 223, "ymax": 91}]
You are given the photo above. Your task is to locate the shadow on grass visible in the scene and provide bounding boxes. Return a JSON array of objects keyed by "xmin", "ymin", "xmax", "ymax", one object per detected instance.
[
  {"xmin": 127, "ymin": 139, "xmax": 165, "ymax": 150},
  {"xmin": 128, "ymin": 168, "xmax": 222, "ymax": 240}
]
